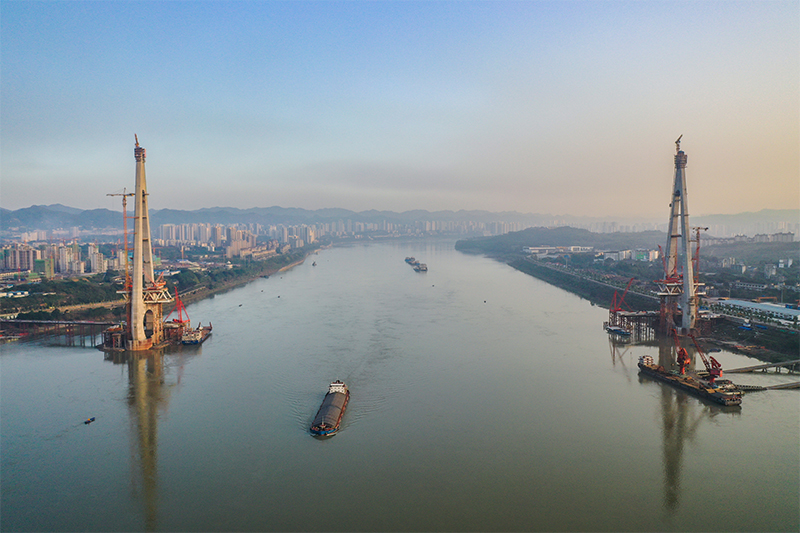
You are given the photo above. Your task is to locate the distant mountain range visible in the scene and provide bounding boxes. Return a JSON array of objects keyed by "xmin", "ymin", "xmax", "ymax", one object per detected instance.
[
  {"xmin": 0, "ymin": 204, "xmax": 617, "ymax": 231},
  {"xmin": 0, "ymin": 204, "xmax": 797, "ymax": 236}
]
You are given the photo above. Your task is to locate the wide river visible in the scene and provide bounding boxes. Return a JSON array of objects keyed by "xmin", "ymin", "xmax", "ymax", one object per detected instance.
[{"xmin": 2, "ymin": 240, "xmax": 798, "ymax": 532}]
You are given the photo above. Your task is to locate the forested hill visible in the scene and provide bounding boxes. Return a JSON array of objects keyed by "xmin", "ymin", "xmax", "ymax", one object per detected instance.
[{"xmin": 455, "ymin": 227, "xmax": 667, "ymax": 255}]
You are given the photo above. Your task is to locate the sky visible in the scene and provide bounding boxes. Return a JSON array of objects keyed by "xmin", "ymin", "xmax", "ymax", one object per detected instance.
[{"xmin": 1, "ymin": 0, "xmax": 798, "ymax": 218}]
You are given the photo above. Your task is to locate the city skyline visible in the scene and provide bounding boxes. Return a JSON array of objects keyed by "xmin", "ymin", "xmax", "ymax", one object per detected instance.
[{"xmin": 1, "ymin": 1, "xmax": 798, "ymax": 217}]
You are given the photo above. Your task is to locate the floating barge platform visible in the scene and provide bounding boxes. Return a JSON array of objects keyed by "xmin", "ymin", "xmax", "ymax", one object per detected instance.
[{"xmin": 638, "ymin": 355, "xmax": 742, "ymax": 406}]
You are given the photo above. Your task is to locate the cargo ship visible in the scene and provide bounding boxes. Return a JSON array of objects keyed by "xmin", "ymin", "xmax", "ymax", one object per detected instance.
[
  {"xmin": 181, "ymin": 323, "xmax": 212, "ymax": 345},
  {"xmin": 638, "ymin": 355, "xmax": 742, "ymax": 406},
  {"xmin": 310, "ymin": 380, "xmax": 349, "ymax": 436}
]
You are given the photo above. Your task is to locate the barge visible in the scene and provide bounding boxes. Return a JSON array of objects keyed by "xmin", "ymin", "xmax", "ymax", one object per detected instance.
[
  {"xmin": 638, "ymin": 355, "xmax": 742, "ymax": 406},
  {"xmin": 605, "ymin": 325, "xmax": 630, "ymax": 336},
  {"xmin": 310, "ymin": 380, "xmax": 349, "ymax": 436},
  {"xmin": 181, "ymin": 323, "xmax": 212, "ymax": 345}
]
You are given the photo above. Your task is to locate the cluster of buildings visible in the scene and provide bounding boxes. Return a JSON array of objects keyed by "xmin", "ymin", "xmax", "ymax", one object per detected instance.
[
  {"xmin": 523, "ymin": 246, "xmax": 660, "ymax": 262},
  {"xmin": 599, "ymin": 249, "xmax": 661, "ymax": 262},
  {"xmin": 702, "ymin": 232, "xmax": 795, "ymax": 246},
  {"xmin": 721, "ymin": 258, "xmax": 794, "ymax": 277},
  {"xmin": 154, "ymin": 219, "xmax": 527, "ymax": 259},
  {"xmin": 156, "ymin": 223, "xmax": 312, "ymax": 257},
  {"xmin": 156, "ymin": 219, "xmax": 525, "ymax": 249},
  {"xmin": 709, "ymin": 298, "xmax": 800, "ymax": 325},
  {"xmin": 0, "ymin": 242, "xmax": 124, "ymax": 280}
]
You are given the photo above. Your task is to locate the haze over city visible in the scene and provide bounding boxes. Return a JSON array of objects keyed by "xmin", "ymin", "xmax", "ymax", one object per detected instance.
[{"xmin": 1, "ymin": 1, "xmax": 797, "ymax": 217}]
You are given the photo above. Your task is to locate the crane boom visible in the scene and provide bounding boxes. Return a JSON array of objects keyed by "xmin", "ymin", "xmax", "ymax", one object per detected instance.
[
  {"xmin": 611, "ymin": 278, "xmax": 636, "ymax": 312},
  {"xmin": 689, "ymin": 334, "xmax": 723, "ymax": 381},
  {"xmin": 107, "ymin": 188, "xmax": 136, "ymax": 291}
]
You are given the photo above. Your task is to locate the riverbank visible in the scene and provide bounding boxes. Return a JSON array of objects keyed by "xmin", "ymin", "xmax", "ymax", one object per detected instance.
[
  {"xmin": 505, "ymin": 256, "xmax": 799, "ymax": 362},
  {"xmin": 15, "ymin": 249, "xmax": 317, "ymax": 323},
  {"xmin": 508, "ymin": 256, "xmax": 659, "ymax": 311}
]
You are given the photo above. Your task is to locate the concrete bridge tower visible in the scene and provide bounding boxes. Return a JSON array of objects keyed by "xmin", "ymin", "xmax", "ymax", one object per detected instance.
[
  {"xmin": 127, "ymin": 135, "xmax": 173, "ymax": 350},
  {"xmin": 658, "ymin": 136, "xmax": 698, "ymax": 334}
]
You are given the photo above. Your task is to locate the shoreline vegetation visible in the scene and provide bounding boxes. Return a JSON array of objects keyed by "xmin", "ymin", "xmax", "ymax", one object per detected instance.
[{"xmin": 11, "ymin": 247, "xmax": 319, "ymax": 323}]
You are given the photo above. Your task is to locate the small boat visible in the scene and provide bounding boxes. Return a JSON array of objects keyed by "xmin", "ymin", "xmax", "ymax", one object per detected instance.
[
  {"xmin": 605, "ymin": 325, "xmax": 631, "ymax": 336},
  {"xmin": 414, "ymin": 263, "xmax": 428, "ymax": 272},
  {"xmin": 310, "ymin": 380, "xmax": 350, "ymax": 436},
  {"xmin": 182, "ymin": 323, "xmax": 212, "ymax": 345},
  {"xmin": 404, "ymin": 257, "xmax": 416, "ymax": 264}
]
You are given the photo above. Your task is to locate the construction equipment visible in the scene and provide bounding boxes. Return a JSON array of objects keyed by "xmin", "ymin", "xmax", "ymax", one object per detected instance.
[
  {"xmin": 671, "ymin": 329, "xmax": 692, "ymax": 375},
  {"xmin": 689, "ymin": 334, "xmax": 723, "ymax": 383},
  {"xmin": 610, "ymin": 278, "xmax": 636, "ymax": 313},
  {"xmin": 106, "ymin": 188, "xmax": 135, "ymax": 291},
  {"xmin": 163, "ymin": 289, "xmax": 190, "ymax": 326}
]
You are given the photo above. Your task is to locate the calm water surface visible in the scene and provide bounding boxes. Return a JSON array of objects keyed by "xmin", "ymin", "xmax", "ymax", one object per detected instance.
[{"xmin": 2, "ymin": 240, "xmax": 798, "ymax": 531}]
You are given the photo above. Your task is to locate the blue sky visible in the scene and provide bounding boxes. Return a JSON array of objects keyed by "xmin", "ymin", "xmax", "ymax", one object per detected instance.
[{"xmin": 1, "ymin": 0, "xmax": 797, "ymax": 217}]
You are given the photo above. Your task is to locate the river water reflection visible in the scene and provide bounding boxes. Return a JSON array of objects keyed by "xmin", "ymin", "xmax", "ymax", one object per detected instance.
[{"xmin": 2, "ymin": 240, "xmax": 798, "ymax": 531}]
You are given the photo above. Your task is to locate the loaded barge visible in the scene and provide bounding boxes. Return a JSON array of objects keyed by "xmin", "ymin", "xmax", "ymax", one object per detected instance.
[
  {"xmin": 638, "ymin": 355, "xmax": 742, "ymax": 406},
  {"xmin": 181, "ymin": 323, "xmax": 212, "ymax": 345},
  {"xmin": 310, "ymin": 380, "xmax": 350, "ymax": 436}
]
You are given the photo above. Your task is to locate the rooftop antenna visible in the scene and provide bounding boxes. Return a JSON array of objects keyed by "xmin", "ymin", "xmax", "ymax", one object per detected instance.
[{"xmin": 675, "ymin": 134, "xmax": 683, "ymax": 152}]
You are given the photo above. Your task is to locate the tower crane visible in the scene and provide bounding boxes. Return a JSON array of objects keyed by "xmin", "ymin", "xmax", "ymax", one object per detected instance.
[{"xmin": 107, "ymin": 188, "xmax": 135, "ymax": 291}]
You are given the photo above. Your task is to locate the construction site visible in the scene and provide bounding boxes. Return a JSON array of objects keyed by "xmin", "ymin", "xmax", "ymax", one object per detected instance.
[
  {"xmin": 604, "ymin": 137, "xmax": 799, "ymax": 393},
  {"xmin": 100, "ymin": 136, "xmax": 209, "ymax": 351}
]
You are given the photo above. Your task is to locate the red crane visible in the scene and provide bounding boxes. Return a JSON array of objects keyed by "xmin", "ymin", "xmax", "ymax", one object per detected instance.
[
  {"xmin": 164, "ymin": 289, "xmax": 191, "ymax": 326},
  {"xmin": 671, "ymin": 329, "xmax": 692, "ymax": 375},
  {"xmin": 610, "ymin": 278, "xmax": 636, "ymax": 313},
  {"xmin": 689, "ymin": 334, "xmax": 723, "ymax": 383}
]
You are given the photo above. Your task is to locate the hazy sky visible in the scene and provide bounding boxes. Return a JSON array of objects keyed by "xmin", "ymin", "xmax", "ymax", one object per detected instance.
[{"xmin": 1, "ymin": 1, "xmax": 797, "ymax": 217}]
